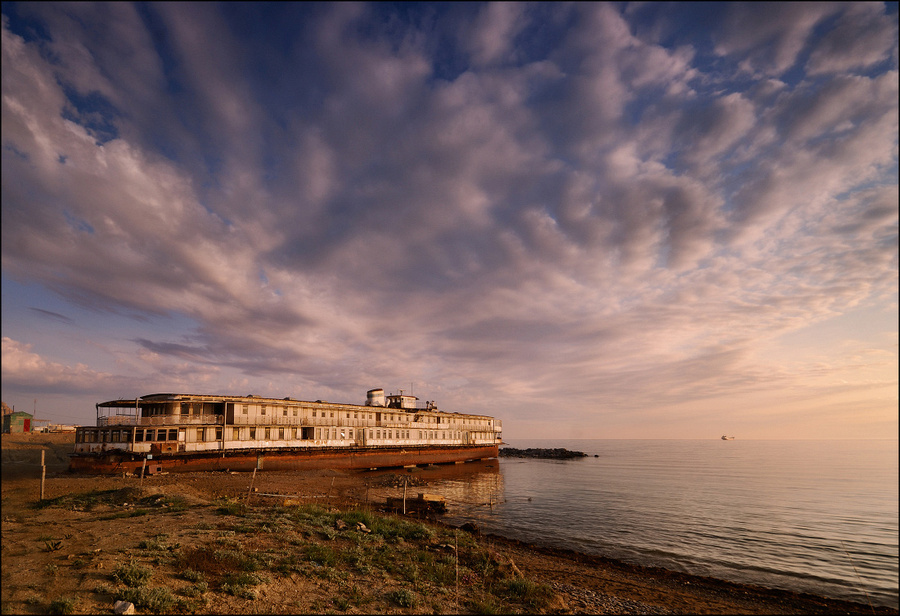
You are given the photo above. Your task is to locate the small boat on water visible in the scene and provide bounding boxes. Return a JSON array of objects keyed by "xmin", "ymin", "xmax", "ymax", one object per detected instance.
[{"xmin": 721, "ymin": 435, "xmax": 735, "ymax": 440}]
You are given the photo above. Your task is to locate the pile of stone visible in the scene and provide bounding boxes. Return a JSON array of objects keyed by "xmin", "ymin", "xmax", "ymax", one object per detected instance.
[{"xmin": 498, "ymin": 447, "xmax": 588, "ymax": 459}]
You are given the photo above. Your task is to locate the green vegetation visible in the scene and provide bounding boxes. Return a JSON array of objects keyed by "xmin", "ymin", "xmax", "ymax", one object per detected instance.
[
  {"xmin": 117, "ymin": 586, "xmax": 176, "ymax": 613},
  {"xmin": 38, "ymin": 487, "xmax": 189, "ymax": 517},
  {"xmin": 388, "ymin": 588, "xmax": 417, "ymax": 608},
  {"xmin": 29, "ymin": 487, "xmax": 558, "ymax": 614},
  {"xmin": 112, "ymin": 561, "xmax": 153, "ymax": 587},
  {"xmin": 47, "ymin": 597, "xmax": 76, "ymax": 615}
]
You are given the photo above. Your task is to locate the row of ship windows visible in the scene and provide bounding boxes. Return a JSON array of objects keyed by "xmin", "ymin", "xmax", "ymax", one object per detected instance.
[
  {"xmin": 141, "ymin": 403, "xmax": 495, "ymax": 427},
  {"xmin": 78, "ymin": 427, "xmax": 487, "ymax": 443},
  {"xmin": 242, "ymin": 406, "xmax": 492, "ymax": 426}
]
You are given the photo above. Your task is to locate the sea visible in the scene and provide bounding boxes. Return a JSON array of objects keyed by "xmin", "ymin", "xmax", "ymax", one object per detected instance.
[{"xmin": 416, "ymin": 439, "xmax": 898, "ymax": 610}]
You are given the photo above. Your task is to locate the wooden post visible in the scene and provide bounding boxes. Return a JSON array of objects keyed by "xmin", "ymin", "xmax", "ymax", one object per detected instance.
[
  {"xmin": 140, "ymin": 457, "xmax": 147, "ymax": 487},
  {"xmin": 402, "ymin": 476, "xmax": 407, "ymax": 515},
  {"xmin": 455, "ymin": 530, "xmax": 459, "ymax": 612},
  {"xmin": 40, "ymin": 449, "xmax": 46, "ymax": 501},
  {"xmin": 246, "ymin": 467, "xmax": 257, "ymax": 504}
]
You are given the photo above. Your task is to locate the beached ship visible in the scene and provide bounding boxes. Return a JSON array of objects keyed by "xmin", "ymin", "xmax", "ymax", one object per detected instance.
[
  {"xmin": 721, "ymin": 435, "xmax": 735, "ymax": 440},
  {"xmin": 70, "ymin": 388, "xmax": 502, "ymax": 475}
]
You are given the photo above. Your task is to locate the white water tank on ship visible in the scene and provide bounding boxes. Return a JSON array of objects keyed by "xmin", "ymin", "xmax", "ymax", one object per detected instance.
[{"xmin": 366, "ymin": 388, "xmax": 385, "ymax": 407}]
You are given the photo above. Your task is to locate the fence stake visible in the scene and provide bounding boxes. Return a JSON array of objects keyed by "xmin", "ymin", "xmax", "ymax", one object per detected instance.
[
  {"xmin": 40, "ymin": 449, "xmax": 46, "ymax": 501},
  {"xmin": 246, "ymin": 467, "xmax": 257, "ymax": 504}
]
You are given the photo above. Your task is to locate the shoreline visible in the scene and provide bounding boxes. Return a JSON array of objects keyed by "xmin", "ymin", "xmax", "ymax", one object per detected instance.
[
  {"xmin": 2, "ymin": 432, "xmax": 896, "ymax": 614},
  {"xmin": 456, "ymin": 529, "xmax": 896, "ymax": 614}
]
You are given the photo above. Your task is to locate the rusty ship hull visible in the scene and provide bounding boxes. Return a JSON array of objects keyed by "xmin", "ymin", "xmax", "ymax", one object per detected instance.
[{"xmin": 69, "ymin": 443, "xmax": 499, "ymax": 475}]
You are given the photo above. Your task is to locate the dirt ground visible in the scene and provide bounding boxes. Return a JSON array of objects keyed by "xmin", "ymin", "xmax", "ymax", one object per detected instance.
[{"xmin": 2, "ymin": 432, "xmax": 894, "ymax": 615}]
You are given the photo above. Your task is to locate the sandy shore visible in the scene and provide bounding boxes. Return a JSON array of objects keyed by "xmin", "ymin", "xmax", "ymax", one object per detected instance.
[{"xmin": 2, "ymin": 432, "xmax": 894, "ymax": 614}]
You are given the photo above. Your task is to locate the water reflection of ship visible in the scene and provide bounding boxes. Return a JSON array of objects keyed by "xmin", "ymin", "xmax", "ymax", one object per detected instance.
[{"xmin": 365, "ymin": 459, "xmax": 504, "ymax": 519}]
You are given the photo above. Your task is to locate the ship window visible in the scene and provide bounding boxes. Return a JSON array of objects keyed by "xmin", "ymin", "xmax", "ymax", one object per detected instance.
[
  {"xmin": 111, "ymin": 430, "xmax": 119, "ymax": 443},
  {"xmin": 292, "ymin": 427, "xmax": 298, "ymax": 439},
  {"xmin": 233, "ymin": 428, "xmax": 240, "ymax": 440},
  {"xmin": 376, "ymin": 430, "xmax": 381, "ymax": 439},
  {"xmin": 169, "ymin": 429, "xmax": 178, "ymax": 441},
  {"xmin": 279, "ymin": 427, "xmax": 285, "ymax": 439},
  {"xmin": 369, "ymin": 430, "xmax": 373, "ymax": 439},
  {"xmin": 340, "ymin": 429, "xmax": 346, "ymax": 439},
  {"xmin": 354, "ymin": 412, "xmax": 358, "ymax": 419},
  {"xmin": 215, "ymin": 427, "xmax": 223, "ymax": 440},
  {"xmin": 197, "ymin": 428, "xmax": 205, "ymax": 441},
  {"xmin": 265, "ymin": 427, "xmax": 271, "ymax": 440},
  {"xmin": 242, "ymin": 405, "xmax": 249, "ymax": 415},
  {"xmin": 261, "ymin": 405, "xmax": 266, "ymax": 415},
  {"xmin": 348, "ymin": 429, "xmax": 353, "ymax": 438},
  {"xmin": 249, "ymin": 427, "xmax": 256, "ymax": 440},
  {"xmin": 293, "ymin": 408, "xmax": 298, "ymax": 417},
  {"xmin": 157, "ymin": 430, "xmax": 167, "ymax": 442},
  {"xmin": 135, "ymin": 429, "xmax": 143, "ymax": 442},
  {"xmin": 330, "ymin": 412, "xmax": 334, "ymax": 418},
  {"xmin": 283, "ymin": 407, "xmax": 288, "ymax": 417}
]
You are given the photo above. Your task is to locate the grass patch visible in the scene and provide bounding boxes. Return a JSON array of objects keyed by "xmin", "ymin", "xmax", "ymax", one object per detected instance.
[
  {"xmin": 47, "ymin": 597, "xmax": 75, "ymax": 615},
  {"xmin": 111, "ymin": 561, "xmax": 153, "ymax": 587},
  {"xmin": 214, "ymin": 497, "xmax": 246, "ymax": 516},
  {"xmin": 498, "ymin": 577, "xmax": 556, "ymax": 610},
  {"xmin": 180, "ymin": 569, "xmax": 205, "ymax": 583},
  {"xmin": 220, "ymin": 571, "xmax": 268, "ymax": 599},
  {"xmin": 305, "ymin": 543, "xmax": 342, "ymax": 567},
  {"xmin": 117, "ymin": 586, "xmax": 175, "ymax": 613},
  {"xmin": 178, "ymin": 581, "xmax": 208, "ymax": 598},
  {"xmin": 175, "ymin": 544, "xmax": 262, "ymax": 575},
  {"xmin": 138, "ymin": 534, "xmax": 179, "ymax": 551},
  {"xmin": 387, "ymin": 588, "xmax": 417, "ymax": 608},
  {"xmin": 467, "ymin": 595, "xmax": 503, "ymax": 614}
]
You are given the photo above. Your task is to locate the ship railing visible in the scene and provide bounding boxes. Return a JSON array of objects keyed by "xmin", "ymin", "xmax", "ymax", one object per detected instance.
[{"xmin": 97, "ymin": 415, "xmax": 223, "ymax": 427}]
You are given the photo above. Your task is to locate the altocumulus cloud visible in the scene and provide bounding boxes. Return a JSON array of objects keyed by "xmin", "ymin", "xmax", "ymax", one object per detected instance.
[{"xmin": 1, "ymin": 3, "xmax": 897, "ymax": 438}]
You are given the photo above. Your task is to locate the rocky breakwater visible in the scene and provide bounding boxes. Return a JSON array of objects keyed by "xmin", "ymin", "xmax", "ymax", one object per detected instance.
[{"xmin": 499, "ymin": 447, "xmax": 588, "ymax": 459}]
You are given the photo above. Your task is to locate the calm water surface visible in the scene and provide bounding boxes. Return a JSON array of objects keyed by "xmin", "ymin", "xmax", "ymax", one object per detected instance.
[{"xmin": 426, "ymin": 439, "xmax": 898, "ymax": 609}]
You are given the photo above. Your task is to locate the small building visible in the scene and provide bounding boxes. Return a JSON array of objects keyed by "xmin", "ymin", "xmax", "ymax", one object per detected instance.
[{"xmin": 3, "ymin": 411, "xmax": 33, "ymax": 433}]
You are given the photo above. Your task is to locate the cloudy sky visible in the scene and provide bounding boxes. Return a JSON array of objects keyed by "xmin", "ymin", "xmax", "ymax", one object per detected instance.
[{"xmin": 2, "ymin": 2, "xmax": 897, "ymax": 439}]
